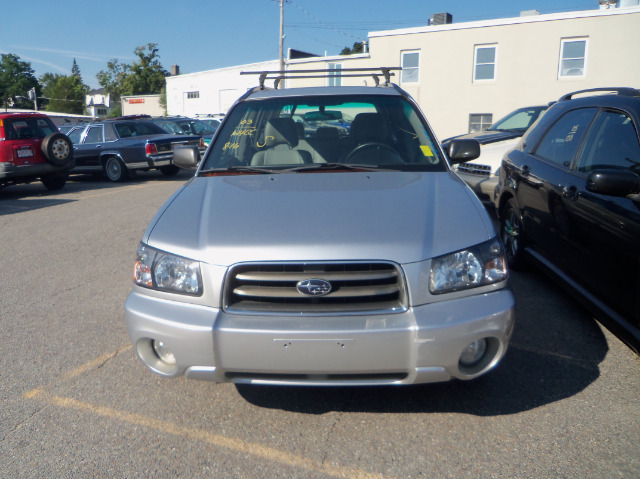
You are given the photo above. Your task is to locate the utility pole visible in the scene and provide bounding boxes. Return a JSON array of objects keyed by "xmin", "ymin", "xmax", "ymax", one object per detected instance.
[
  {"xmin": 28, "ymin": 87, "xmax": 38, "ymax": 111},
  {"xmin": 279, "ymin": 0, "xmax": 285, "ymax": 76}
]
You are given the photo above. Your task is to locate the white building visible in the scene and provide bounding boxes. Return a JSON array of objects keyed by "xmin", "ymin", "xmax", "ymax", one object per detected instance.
[
  {"xmin": 166, "ymin": 60, "xmax": 280, "ymax": 118},
  {"xmin": 165, "ymin": 3, "xmax": 640, "ymax": 138},
  {"xmin": 85, "ymin": 89, "xmax": 114, "ymax": 117}
]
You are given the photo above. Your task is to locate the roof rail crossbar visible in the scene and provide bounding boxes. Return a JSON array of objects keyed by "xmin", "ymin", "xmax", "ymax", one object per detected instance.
[
  {"xmin": 559, "ymin": 87, "xmax": 640, "ymax": 101},
  {"xmin": 241, "ymin": 67, "xmax": 402, "ymax": 89}
]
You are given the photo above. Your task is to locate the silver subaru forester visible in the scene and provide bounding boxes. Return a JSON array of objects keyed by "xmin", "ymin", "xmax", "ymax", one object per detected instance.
[{"xmin": 125, "ymin": 70, "xmax": 515, "ymax": 386}]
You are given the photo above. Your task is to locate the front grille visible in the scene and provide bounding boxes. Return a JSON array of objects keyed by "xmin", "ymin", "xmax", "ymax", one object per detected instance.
[
  {"xmin": 224, "ymin": 262, "xmax": 406, "ymax": 314},
  {"xmin": 457, "ymin": 163, "xmax": 491, "ymax": 177}
]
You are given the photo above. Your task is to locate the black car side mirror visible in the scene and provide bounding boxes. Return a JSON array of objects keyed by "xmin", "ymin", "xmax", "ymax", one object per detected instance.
[
  {"xmin": 173, "ymin": 146, "xmax": 201, "ymax": 170},
  {"xmin": 446, "ymin": 139, "xmax": 481, "ymax": 164},
  {"xmin": 586, "ymin": 169, "xmax": 640, "ymax": 200}
]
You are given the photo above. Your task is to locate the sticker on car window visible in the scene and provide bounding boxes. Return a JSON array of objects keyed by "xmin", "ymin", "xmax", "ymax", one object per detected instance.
[{"xmin": 420, "ymin": 145, "xmax": 434, "ymax": 157}]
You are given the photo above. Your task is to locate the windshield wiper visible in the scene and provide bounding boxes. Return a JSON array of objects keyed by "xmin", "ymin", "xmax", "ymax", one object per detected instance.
[
  {"xmin": 199, "ymin": 166, "xmax": 282, "ymax": 175},
  {"xmin": 287, "ymin": 163, "xmax": 389, "ymax": 173}
]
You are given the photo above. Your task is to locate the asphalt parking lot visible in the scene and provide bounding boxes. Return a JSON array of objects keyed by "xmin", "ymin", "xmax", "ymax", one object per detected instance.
[{"xmin": 1, "ymin": 172, "xmax": 639, "ymax": 478}]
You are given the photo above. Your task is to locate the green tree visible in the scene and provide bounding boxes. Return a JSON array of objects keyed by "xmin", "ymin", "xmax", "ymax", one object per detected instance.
[
  {"xmin": 96, "ymin": 59, "xmax": 127, "ymax": 100},
  {"xmin": 96, "ymin": 43, "xmax": 168, "ymax": 100},
  {"xmin": 40, "ymin": 72, "xmax": 88, "ymax": 114},
  {"xmin": 340, "ymin": 42, "xmax": 364, "ymax": 55},
  {"xmin": 0, "ymin": 54, "xmax": 39, "ymax": 109}
]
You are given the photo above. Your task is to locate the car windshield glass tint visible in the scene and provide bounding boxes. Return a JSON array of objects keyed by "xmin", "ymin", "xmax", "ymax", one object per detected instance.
[
  {"xmin": 4, "ymin": 117, "xmax": 57, "ymax": 140},
  {"xmin": 200, "ymin": 95, "xmax": 445, "ymax": 172},
  {"xmin": 489, "ymin": 108, "xmax": 546, "ymax": 132}
]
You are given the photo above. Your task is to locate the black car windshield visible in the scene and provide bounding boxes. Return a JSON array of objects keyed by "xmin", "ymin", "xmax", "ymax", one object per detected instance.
[
  {"xmin": 200, "ymin": 94, "xmax": 445, "ymax": 172},
  {"xmin": 488, "ymin": 107, "xmax": 547, "ymax": 133}
]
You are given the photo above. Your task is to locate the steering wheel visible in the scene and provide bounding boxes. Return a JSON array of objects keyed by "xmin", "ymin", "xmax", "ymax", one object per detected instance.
[{"xmin": 345, "ymin": 142, "xmax": 404, "ymax": 165}]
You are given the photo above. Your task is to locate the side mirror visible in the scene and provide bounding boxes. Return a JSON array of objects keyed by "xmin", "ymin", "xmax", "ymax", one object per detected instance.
[
  {"xmin": 586, "ymin": 169, "xmax": 640, "ymax": 198},
  {"xmin": 446, "ymin": 139, "xmax": 481, "ymax": 164},
  {"xmin": 173, "ymin": 146, "xmax": 201, "ymax": 170}
]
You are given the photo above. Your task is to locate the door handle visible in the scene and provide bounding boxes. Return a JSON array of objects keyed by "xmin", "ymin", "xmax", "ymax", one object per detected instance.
[{"xmin": 561, "ymin": 185, "xmax": 578, "ymax": 200}]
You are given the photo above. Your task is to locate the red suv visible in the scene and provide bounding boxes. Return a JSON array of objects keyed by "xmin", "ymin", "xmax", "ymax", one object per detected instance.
[{"xmin": 0, "ymin": 112, "xmax": 74, "ymax": 190}]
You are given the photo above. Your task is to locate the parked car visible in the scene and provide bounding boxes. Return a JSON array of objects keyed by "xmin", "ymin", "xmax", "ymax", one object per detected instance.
[
  {"xmin": 0, "ymin": 112, "xmax": 74, "ymax": 190},
  {"xmin": 495, "ymin": 87, "xmax": 640, "ymax": 355},
  {"xmin": 59, "ymin": 124, "xmax": 87, "ymax": 145},
  {"xmin": 196, "ymin": 116, "xmax": 222, "ymax": 132},
  {"xmin": 125, "ymin": 68, "xmax": 515, "ymax": 386},
  {"xmin": 444, "ymin": 105, "xmax": 550, "ymax": 203},
  {"xmin": 152, "ymin": 117, "xmax": 217, "ymax": 146},
  {"xmin": 71, "ymin": 117, "xmax": 204, "ymax": 182}
]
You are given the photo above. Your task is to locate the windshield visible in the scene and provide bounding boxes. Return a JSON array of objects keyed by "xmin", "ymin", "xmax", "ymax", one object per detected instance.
[
  {"xmin": 200, "ymin": 94, "xmax": 445, "ymax": 172},
  {"xmin": 488, "ymin": 106, "xmax": 547, "ymax": 133}
]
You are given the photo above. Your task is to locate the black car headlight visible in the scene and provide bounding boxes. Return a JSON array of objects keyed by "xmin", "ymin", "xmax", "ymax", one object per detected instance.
[
  {"xmin": 134, "ymin": 243, "xmax": 202, "ymax": 296},
  {"xmin": 429, "ymin": 238, "xmax": 508, "ymax": 294}
]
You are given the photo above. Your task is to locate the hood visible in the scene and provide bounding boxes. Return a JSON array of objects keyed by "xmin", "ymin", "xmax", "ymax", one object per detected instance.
[
  {"xmin": 444, "ymin": 129, "xmax": 522, "ymax": 145},
  {"xmin": 145, "ymin": 172, "xmax": 493, "ymax": 266}
]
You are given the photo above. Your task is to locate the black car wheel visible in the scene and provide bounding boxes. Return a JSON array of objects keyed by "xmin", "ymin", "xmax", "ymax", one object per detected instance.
[
  {"xmin": 500, "ymin": 199, "xmax": 526, "ymax": 269},
  {"xmin": 104, "ymin": 157, "xmax": 129, "ymax": 182},
  {"xmin": 41, "ymin": 173, "xmax": 67, "ymax": 191},
  {"xmin": 160, "ymin": 165, "xmax": 180, "ymax": 176},
  {"xmin": 41, "ymin": 133, "xmax": 73, "ymax": 166}
]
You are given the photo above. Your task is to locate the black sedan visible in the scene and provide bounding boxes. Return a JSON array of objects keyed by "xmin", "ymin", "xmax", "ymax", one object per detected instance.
[{"xmin": 495, "ymin": 87, "xmax": 640, "ymax": 354}]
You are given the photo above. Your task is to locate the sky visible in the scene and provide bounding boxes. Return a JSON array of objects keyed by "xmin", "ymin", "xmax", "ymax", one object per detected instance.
[{"xmin": 1, "ymin": 0, "xmax": 600, "ymax": 90}]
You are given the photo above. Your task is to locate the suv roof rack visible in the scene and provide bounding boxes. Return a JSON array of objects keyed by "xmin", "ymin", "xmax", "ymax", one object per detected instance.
[
  {"xmin": 240, "ymin": 67, "xmax": 402, "ymax": 90},
  {"xmin": 559, "ymin": 87, "xmax": 640, "ymax": 101}
]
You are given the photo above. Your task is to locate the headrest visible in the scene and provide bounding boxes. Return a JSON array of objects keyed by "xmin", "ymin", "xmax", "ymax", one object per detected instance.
[
  {"xmin": 350, "ymin": 113, "xmax": 389, "ymax": 143},
  {"xmin": 315, "ymin": 127, "xmax": 340, "ymax": 141},
  {"xmin": 264, "ymin": 118, "xmax": 299, "ymax": 147}
]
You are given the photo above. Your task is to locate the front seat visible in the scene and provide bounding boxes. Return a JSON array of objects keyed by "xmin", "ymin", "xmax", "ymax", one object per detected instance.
[{"xmin": 251, "ymin": 118, "xmax": 311, "ymax": 166}]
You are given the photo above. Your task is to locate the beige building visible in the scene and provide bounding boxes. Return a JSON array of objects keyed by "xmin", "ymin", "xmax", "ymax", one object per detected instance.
[
  {"xmin": 288, "ymin": 5, "xmax": 640, "ymax": 138},
  {"xmin": 121, "ymin": 94, "xmax": 164, "ymax": 117}
]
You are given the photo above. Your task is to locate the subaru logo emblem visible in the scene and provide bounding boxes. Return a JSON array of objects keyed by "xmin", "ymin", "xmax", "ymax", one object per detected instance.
[{"xmin": 296, "ymin": 279, "xmax": 332, "ymax": 296}]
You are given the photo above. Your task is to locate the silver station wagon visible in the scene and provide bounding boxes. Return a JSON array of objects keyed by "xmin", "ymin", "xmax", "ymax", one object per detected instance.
[{"xmin": 125, "ymin": 69, "xmax": 515, "ymax": 386}]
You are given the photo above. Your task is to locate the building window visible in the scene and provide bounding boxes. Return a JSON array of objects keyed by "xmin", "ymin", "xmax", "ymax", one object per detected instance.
[
  {"xmin": 559, "ymin": 38, "xmax": 588, "ymax": 78},
  {"xmin": 469, "ymin": 114, "xmax": 493, "ymax": 133},
  {"xmin": 187, "ymin": 91, "xmax": 200, "ymax": 99},
  {"xmin": 473, "ymin": 45, "xmax": 497, "ymax": 82},
  {"xmin": 401, "ymin": 51, "xmax": 420, "ymax": 83},
  {"xmin": 328, "ymin": 63, "xmax": 342, "ymax": 87}
]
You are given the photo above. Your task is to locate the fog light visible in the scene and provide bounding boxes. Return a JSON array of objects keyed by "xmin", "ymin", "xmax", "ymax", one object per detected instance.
[
  {"xmin": 152, "ymin": 340, "xmax": 176, "ymax": 365},
  {"xmin": 459, "ymin": 338, "xmax": 487, "ymax": 366}
]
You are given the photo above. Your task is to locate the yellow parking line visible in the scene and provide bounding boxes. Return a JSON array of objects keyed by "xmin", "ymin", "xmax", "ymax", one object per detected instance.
[
  {"xmin": 23, "ymin": 348, "xmax": 392, "ymax": 479},
  {"xmin": 62, "ymin": 345, "xmax": 132, "ymax": 381}
]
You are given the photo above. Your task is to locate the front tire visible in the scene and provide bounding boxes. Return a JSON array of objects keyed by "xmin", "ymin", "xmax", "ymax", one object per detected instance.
[
  {"xmin": 500, "ymin": 199, "xmax": 526, "ymax": 270},
  {"xmin": 104, "ymin": 157, "xmax": 129, "ymax": 182}
]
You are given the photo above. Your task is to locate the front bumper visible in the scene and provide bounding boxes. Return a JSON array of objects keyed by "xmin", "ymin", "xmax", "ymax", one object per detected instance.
[{"xmin": 125, "ymin": 287, "xmax": 515, "ymax": 386}]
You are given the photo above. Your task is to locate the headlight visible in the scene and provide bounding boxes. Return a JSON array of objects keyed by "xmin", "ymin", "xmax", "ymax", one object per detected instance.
[
  {"xmin": 134, "ymin": 243, "xmax": 202, "ymax": 295},
  {"xmin": 429, "ymin": 238, "xmax": 507, "ymax": 294}
]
